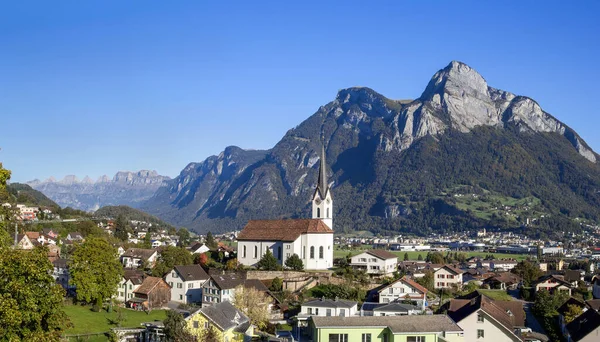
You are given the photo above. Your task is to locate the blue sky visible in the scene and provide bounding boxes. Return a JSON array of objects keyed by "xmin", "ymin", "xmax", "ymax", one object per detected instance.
[{"xmin": 1, "ymin": 1, "xmax": 599, "ymax": 183}]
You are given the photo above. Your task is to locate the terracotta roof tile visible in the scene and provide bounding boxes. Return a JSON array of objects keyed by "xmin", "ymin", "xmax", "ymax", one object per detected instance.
[
  {"xmin": 237, "ymin": 219, "xmax": 332, "ymax": 242},
  {"xmin": 134, "ymin": 276, "xmax": 167, "ymax": 295}
]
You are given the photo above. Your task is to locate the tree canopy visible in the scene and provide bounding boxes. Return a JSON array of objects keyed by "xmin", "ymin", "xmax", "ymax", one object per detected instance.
[
  {"xmin": 257, "ymin": 249, "xmax": 279, "ymax": 271},
  {"xmin": 232, "ymin": 285, "xmax": 270, "ymax": 330},
  {"xmin": 284, "ymin": 253, "xmax": 304, "ymax": 271},
  {"xmin": 152, "ymin": 246, "xmax": 193, "ymax": 277}
]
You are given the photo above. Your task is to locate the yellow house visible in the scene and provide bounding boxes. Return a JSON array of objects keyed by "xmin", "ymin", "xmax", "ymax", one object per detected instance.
[{"xmin": 186, "ymin": 301, "xmax": 254, "ymax": 342}]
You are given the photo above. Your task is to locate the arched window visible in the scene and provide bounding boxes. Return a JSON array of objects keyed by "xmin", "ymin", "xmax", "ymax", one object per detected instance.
[
  {"xmin": 303, "ymin": 246, "xmax": 306, "ymax": 259},
  {"xmin": 277, "ymin": 246, "xmax": 282, "ymax": 260},
  {"xmin": 326, "ymin": 208, "xmax": 329, "ymax": 218},
  {"xmin": 243, "ymin": 245, "xmax": 247, "ymax": 258},
  {"xmin": 310, "ymin": 246, "xmax": 315, "ymax": 259},
  {"xmin": 319, "ymin": 246, "xmax": 324, "ymax": 259},
  {"xmin": 254, "ymin": 246, "xmax": 258, "ymax": 259},
  {"xmin": 316, "ymin": 208, "xmax": 321, "ymax": 218}
]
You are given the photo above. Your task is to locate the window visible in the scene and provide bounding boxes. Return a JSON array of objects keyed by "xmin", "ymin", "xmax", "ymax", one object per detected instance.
[
  {"xmin": 303, "ymin": 246, "xmax": 306, "ymax": 259},
  {"xmin": 477, "ymin": 313, "xmax": 484, "ymax": 323},
  {"xmin": 177, "ymin": 283, "xmax": 183, "ymax": 289},
  {"xmin": 310, "ymin": 246, "xmax": 315, "ymax": 259},
  {"xmin": 243, "ymin": 245, "xmax": 247, "ymax": 258},
  {"xmin": 169, "ymin": 282, "xmax": 173, "ymax": 287},
  {"xmin": 193, "ymin": 321, "xmax": 199, "ymax": 328},
  {"xmin": 407, "ymin": 337, "xmax": 425, "ymax": 342},
  {"xmin": 129, "ymin": 284, "xmax": 132, "ymax": 290},
  {"xmin": 315, "ymin": 308, "xmax": 319, "ymax": 315},
  {"xmin": 326, "ymin": 208, "xmax": 330, "ymax": 218},
  {"xmin": 188, "ymin": 283, "xmax": 194, "ymax": 289},
  {"xmin": 179, "ymin": 295, "xmax": 183, "ymax": 300},
  {"xmin": 339, "ymin": 309, "xmax": 345, "ymax": 317},
  {"xmin": 382, "ymin": 334, "xmax": 388, "ymax": 342},
  {"xmin": 477, "ymin": 330, "xmax": 484, "ymax": 338},
  {"xmin": 308, "ymin": 308, "xmax": 313, "ymax": 315},
  {"xmin": 172, "ymin": 272, "xmax": 176, "ymax": 278},
  {"xmin": 254, "ymin": 246, "xmax": 258, "ymax": 259},
  {"xmin": 438, "ymin": 274, "xmax": 445, "ymax": 279},
  {"xmin": 319, "ymin": 246, "xmax": 324, "ymax": 259},
  {"xmin": 326, "ymin": 309, "xmax": 332, "ymax": 316},
  {"xmin": 204, "ymin": 322, "xmax": 209, "ymax": 328},
  {"xmin": 286, "ymin": 244, "xmax": 291, "ymax": 249},
  {"xmin": 286, "ymin": 253, "xmax": 290, "ymax": 258},
  {"xmin": 328, "ymin": 334, "xmax": 348, "ymax": 342},
  {"xmin": 278, "ymin": 246, "xmax": 282, "ymax": 260},
  {"xmin": 447, "ymin": 275, "xmax": 454, "ymax": 279},
  {"xmin": 362, "ymin": 334, "xmax": 371, "ymax": 342},
  {"xmin": 317, "ymin": 208, "xmax": 321, "ymax": 218},
  {"xmin": 389, "ymin": 288, "xmax": 393, "ymax": 294}
]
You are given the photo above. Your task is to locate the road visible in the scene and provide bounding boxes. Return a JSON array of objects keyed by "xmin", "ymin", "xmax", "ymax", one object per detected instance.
[{"xmin": 523, "ymin": 302, "xmax": 546, "ymax": 335}]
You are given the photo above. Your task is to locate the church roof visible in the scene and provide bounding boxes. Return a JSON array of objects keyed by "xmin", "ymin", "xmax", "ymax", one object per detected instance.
[
  {"xmin": 237, "ymin": 219, "xmax": 333, "ymax": 242},
  {"xmin": 314, "ymin": 145, "xmax": 331, "ymax": 199}
]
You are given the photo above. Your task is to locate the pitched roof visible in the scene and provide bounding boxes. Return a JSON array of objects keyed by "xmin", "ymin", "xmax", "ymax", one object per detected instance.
[
  {"xmin": 303, "ymin": 298, "xmax": 357, "ymax": 309},
  {"xmin": 311, "ymin": 315, "xmax": 462, "ymax": 333},
  {"xmin": 174, "ymin": 265, "xmax": 209, "ymax": 282},
  {"xmin": 448, "ymin": 294, "xmax": 524, "ymax": 335},
  {"xmin": 122, "ymin": 248, "xmax": 157, "ymax": 261},
  {"xmin": 372, "ymin": 303, "xmax": 419, "ymax": 312},
  {"xmin": 52, "ymin": 258, "xmax": 69, "ymax": 268},
  {"xmin": 243, "ymin": 279, "xmax": 269, "ymax": 292},
  {"xmin": 532, "ymin": 274, "xmax": 573, "ymax": 287},
  {"xmin": 436, "ymin": 265, "xmax": 463, "ymax": 275},
  {"xmin": 558, "ymin": 297, "xmax": 586, "ymax": 316},
  {"xmin": 134, "ymin": 276, "xmax": 168, "ymax": 295},
  {"xmin": 365, "ymin": 249, "xmax": 398, "ymax": 261},
  {"xmin": 237, "ymin": 219, "xmax": 332, "ymax": 242},
  {"xmin": 25, "ymin": 231, "xmax": 40, "ymax": 239},
  {"xmin": 378, "ymin": 276, "xmax": 428, "ymax": 295},
  {"xmin": 124, "ymin": 269, "xmax": 146, "ymax": 285},
  {"xmin": 566, "ymin": 308, "xmax": 600, "ymax": 341},
  {"xmin": 483, "ymin": 272, "xmax": 522, "ymax": 285},
  {"xmin": 210, "ymin": 273, "xmax": 245, "ymax": 290},
  {"xmin": 586, "ymin": 299, "xmax": 600, "ymax": 311},
  {"xmin": 192, "ymin": 301, "xmax": 249, "ymax": 331}
]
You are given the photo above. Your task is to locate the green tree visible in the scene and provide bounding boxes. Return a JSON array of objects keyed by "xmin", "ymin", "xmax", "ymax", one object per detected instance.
[
  {"xmin": 270, "ymin": 277, "xmax": 283, "ymax": 292},
  {"xmin": 257, "ymin": 249, "xmax": 279, "ymax": 271},
  {"xmin": 416, "ymin": 270, "xmax": 434, "ymax": 291},
  {"xmin": 512, "ymin": 260, "xmax": 543, "ymax": 287},
  {"xmin": 285, "ymin": 253, "xmax": 304, "ymax": 271},
  {"xmin": 205, "ymin": 232, "xmax": 218, "ymax": 249},
  {"xmin": 0, "ymin": 246, "xmax": 70, "ymax": 340},
  {"xmin": 163, "ymin": 311, "xmax": 195, "ymax": 342},
  {"xmin": 70, "ymin": 237, "xmax": 123, "ymax": 310},
  {"xmin": 428, "ymin": 252, "xmax": 445, "ymax": 264},
  {"xmin": 114, "ymin": 214, "xmax": 130, "ymax": 241},
  {"xmin": 417, "ymin": 254, "xmax": 424, "ymax": 261},
  {"xmin": 152, "ymin": 246, "xmax": 193, "ymax": 277},
  {"xmin": 563, "ymin": 304, "xmax": 583, "ymax": 324},
  {"xmin": 177, "ymin": 228, "xmax": 191, "ymax": 246},
  {"xmin": 403, "ymin": 252, "xmax": 409, "ymax": 261}
]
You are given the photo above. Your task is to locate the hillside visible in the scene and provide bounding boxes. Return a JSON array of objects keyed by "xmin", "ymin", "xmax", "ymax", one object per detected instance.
[
  {"xmin": 94, "ymin": 205, "xmax": 175, "ymax": 230},
  {"xmin": 140, "ymin": 61, "xmax": 600, "ymax": 238},
  {"xmin": 4, "ymin": 183, "xmax": 60, "ymax": 209}
]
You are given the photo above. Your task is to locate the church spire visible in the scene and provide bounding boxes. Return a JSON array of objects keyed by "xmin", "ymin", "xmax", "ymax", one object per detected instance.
[{"xmin": 316, "ymin": 144, "xmax": 328, "ymax": 197}]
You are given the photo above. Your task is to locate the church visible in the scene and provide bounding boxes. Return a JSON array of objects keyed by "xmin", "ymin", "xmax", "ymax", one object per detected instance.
[{"xmin": 236, "ymin": 146, "xmax": 334, "ymax": 270}]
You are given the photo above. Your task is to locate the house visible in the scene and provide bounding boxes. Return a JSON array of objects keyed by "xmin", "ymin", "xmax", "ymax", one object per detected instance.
[
  {"xmin": 15, "ymin": 234, "xmax": 34, "ymax": 250},
  {"xmin": 558, "ymin": 297, "xmax": 587, "ymax": 337},
  {"xmin": 482, "ymin": 273, "xmax": 522, "ymax": 290},
  {"xmin": 237, "ymin": 146, "xmax": 334, "ymax": 270},
  {"xmin": 360, "ymin": 302, "xmax": 421, "ymax": 316},
  {"xmin": 120, "ymin": 248, "xmax": 159, "ymax": 269},
  {"xmin": 165, "ymin": 265, "xmax": 209, "ymax": 304},
  {"xmin": 300, "ymin": 298, "xmax": 358, "ymax": 317},
  {"xmin": 43, "ymin": 228, "xmax": 59, "ymax": 239},
  {"xmin": 434, "ymin": 265, "xmax": 464, "ymax": 290},
  {"xmin": 66, "ymin": 232, "xmax": 84, "ymax": 241},
  {"xmin": 130, "ymin": 276, "xmax": 171, "ymax": 309},
  {"xmin": 564, "ymin": 270, "xmax": 584, "ymax": 286},
  {"xmin": 532, "ymin": 275, "xmax": 573, "ymax": 296},
  {"xmin": 447, "ymin": 293, "xmax": 525, "ymax": 342},
  {"xmin": 349, "ymin": 250, "xmax": 398, "ymax": 276},
  {"xmin": 46, "ymin": 244, "xmax": 61, "ymax": 262},
  {"xmin": 52, "ymin": 258, "xmax": 71, "ymax": 290},
  {"xmin": 186, "ymin": 301, "xmax": 253, "ymax": 342},
  {"xmin": 593, "ymin": 275, "xmax": 600, "ymax": 299},
  {"xmin": 585, "ymin": 299, "xmax": 600, "ymax": 312},
  {"xmin": 377, "ymin": 276, "xmax": 428, "ymax": 310},
  {"xmin": 309, "ymin": 315, "xmax": 464, "ymax": 342},
  {"xmin": 203, "ymin": 273, "xmax": 245, "ymax": 306},
  {"xmin": 115, "ymin": 269, "xmax": 145, "ymax": 303},
  {"xmin": 488, "ymin": 260, "xmax": 518, "ymax": 271},
  {"xmin": 189, "ymin": 242, "xmax": 210, "ymax": 254},
  {"xmin": 565, "ymin": 309, "xmax": 600, "ymax": 342}
]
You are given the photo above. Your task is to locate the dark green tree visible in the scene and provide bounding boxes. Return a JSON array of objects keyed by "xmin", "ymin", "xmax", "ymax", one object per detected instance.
[
  {"xmin": 417, "ymin": 254, "xmax": 424, "ymax": 261},
  {"xmin": 257, "ymin": 249, "xmax": 279, "ymax": 271},
  {"xmin": 177, "ymin": 228, "xmax": 191, "ymax": 246},
  {"xmin": 70, "ymin": 237, "xmax": 123, "ymax": 310},
  {"xmin": 512, "ymin": 260, "xmax": 543, "ymax": 287},
  {"xmin": 0, "ymin": 246, "xmax": 70, "ymax": 340},
  {"xmin": 270, "ymin": 277, "xmax": 283, "ymax": 292},
  {"xmin": 163, "ymin": 311, "xmax": 195, "ymax": 342},
  {"xmin": 114, "ymin": 214, "xmax": 130, "ymax": 241},
  {"xmin": 205, "ymin": 232, "xmax": 218, "ymax": 249},
  {"xmin": 152, "ymin": 246, "xmax": 193, "ymax": 277},
  {"xmin": 403, "ymin": 252, "xmax": 409, "ymax": 261},
  {"xmin": 285, "ymin": 253, "xmax": 304, "ymax": 271}
]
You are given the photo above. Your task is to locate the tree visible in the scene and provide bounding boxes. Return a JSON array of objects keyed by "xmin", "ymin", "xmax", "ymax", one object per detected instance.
[
  {"xmin": 257, "ymin": 249, "xmax": 279, "ymax": 271},
  {"xmin": 416, "ymin": 270, "xmax": 434, "ymax": 291},
  {"xmin": 285, "ymin": 253, "xmax": 304, "ymax": 271},
  {"xmin": 163, "ymin": 311, "xmax": 195, "ymax": 342},
  {"xmin": 177, "ymin": 228, "xmax": 191, "ymax": 246},
  {"xmin": 152, "ymin": 246, "xmax": 193, "ymax": 277},
  {"xmin": 232, "ymin": 285, "xmax": 270, "ymax": 330},
  {"xmin": 114, "ymin": 214, "xmax": 130, "ymax": 241},
  {"xmin": 270, "ymin": 277, "xmax": 283, "ymax": 292},
  {"xmin": 70, "ymin": 237, "xmax": 123, "ymax": 310},
  {"xmin": 0, "ymin": 246, "xmax": 70, "ymax": 341},
  {"xmin": 403, "ymin": 252, "xmax": 409, "ymax": 261},
  {"xmin": 564, "ymin": 304, "xmax": 584, "ymax": 324},
  {"xmin": 205, "ymin": 232, "xmax": 217, "ymax": 249},
  {"xmin": 533, "ymin": 289, "xmax": 569, "ymax": 318},
  {"xmin": 195, "ymin": 253, "xmax": 210, "ymax": 267},
  {"xmin": 417, "ymin": 254, "xmax": 424, "ymax": 261},
  {"xmin": 512, "ymin": 260, "xmax": 543, "ymax": 287},
  {"xmin": 225, "ymin": 258, "xmax": 238, "ymax": 270}
]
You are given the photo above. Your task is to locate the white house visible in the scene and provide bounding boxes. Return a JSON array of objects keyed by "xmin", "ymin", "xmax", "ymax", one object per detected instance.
[
  {"xmin": 349, "ymin": 249, "xmax": 398, "ymax": 276},
  {"xmin": 236, "ymin": 146, "xmax": 334, "ymax": 270},
  {"xmin": 377, "ymin": 276, "xmax": 428, "ymax": 310},
  {"xmin": 434, "ymin": 265, "xmax": 464, "ymax": 290},
  {"xmin": 120, "ymin": 248, "xmax": 159, "ymax": 269},
  {"xmin": 165, "ymin": 265, "xmax": 209, "ymax": 304},
  {"xmin": 448, "ymin": 294, "xmax": 524, "ymax": 342},
  {"xmin": 115, "ymin": 270, "xmax": 145, "ymax": 303},
  {"xmin": 52, "ymin": 258, "xmax": 71, "ymax": 290},
  {"xmin": 360, "ymin": 302, "xmax": 422, "ymax": 316},
  {"xmin": 189, "ymin": 242, "xmax": 210, "ymax": 254},
  {"xmin": 300, "ymin": 298, "xmax": 358, "ymax": 317}
]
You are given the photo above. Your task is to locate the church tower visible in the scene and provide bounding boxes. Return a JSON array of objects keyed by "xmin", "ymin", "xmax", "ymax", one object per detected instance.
[{"xmin": 312, "ymin": 145, "xmax": 333, "ymax": 229}]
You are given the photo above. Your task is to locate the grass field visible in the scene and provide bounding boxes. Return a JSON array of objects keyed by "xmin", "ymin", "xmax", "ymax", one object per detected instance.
[
  {"xmin": 477, "ymin": 289, "xmax": 514, "ymax": 301},
  {"xmin": 334, "ymin": 247, "xmax": 529, "ymax": 261},
  {"xmin": 63, "ymin": 304, "xmax": 167, "ymax": 337}
]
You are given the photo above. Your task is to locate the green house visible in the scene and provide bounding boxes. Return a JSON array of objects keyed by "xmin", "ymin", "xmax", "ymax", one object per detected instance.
[{"xmin": 310, "ymin": 315, "xmax": 464, "ymax": 342}]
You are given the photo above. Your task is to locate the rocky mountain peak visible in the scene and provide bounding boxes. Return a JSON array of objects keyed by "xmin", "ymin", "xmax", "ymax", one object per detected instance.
[{"xmin": 421, "ymin": 61, "xmax": 489, "ymax": 101}]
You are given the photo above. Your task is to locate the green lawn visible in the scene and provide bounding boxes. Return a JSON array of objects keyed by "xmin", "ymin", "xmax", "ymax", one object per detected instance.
[
  {"xmin": 477, "ymin": 289, "xmax": 514, "ymax": 301},
  {"xmin": 63, "ymin": 304, "xmax": 167, "ymax": 336},
  {"xmin": 334, "ymin": 246, "xmax": 529, "ymax": 261}
]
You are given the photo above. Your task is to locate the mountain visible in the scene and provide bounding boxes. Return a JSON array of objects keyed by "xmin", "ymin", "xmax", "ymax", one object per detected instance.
[
  {"xmin": 142, "ymin": 61, "xmax": 600, "ymax": 238},
  {"xmin": 94, "ymin": 205, "xmax": 175, "ymax": 231},
  {"xmin": 3, "ymin": 183, "xmax": 60, "ymax": 208},
  {"xmin": 28, "ymin": 170, "xmax": 170, "ymax": 211}
]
